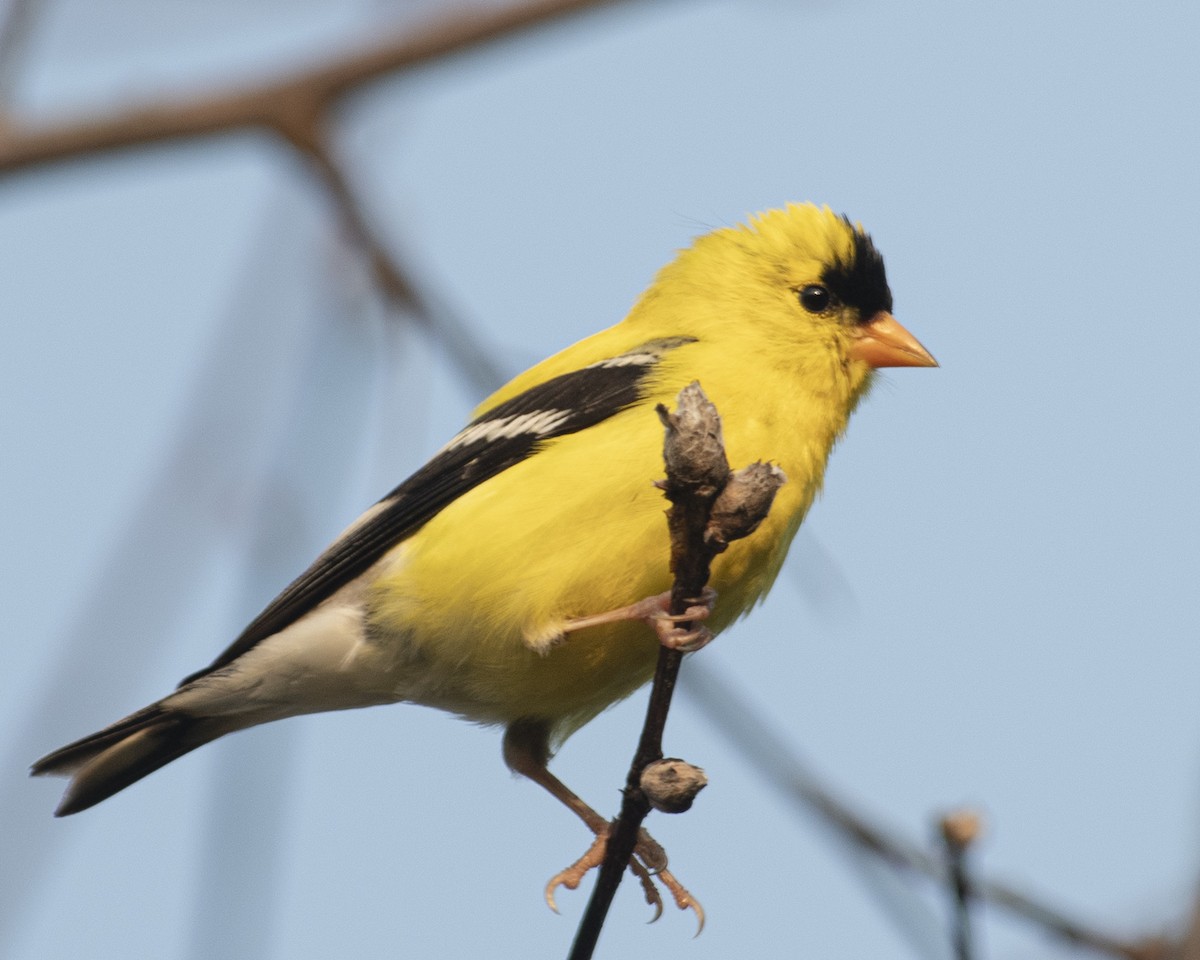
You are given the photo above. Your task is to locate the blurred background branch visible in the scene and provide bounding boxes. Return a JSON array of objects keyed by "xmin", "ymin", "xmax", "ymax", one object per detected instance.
[
  {"xmin": 683, "ymin": 661, "xmax": 1170, "ymax": 960},
  {"xmin": 0, "ymin": 0, "xmax": 630, "ymax": 392},
  {"xmin": 0, "ymin": 0, "xmax": 627, "ymax": 172}
]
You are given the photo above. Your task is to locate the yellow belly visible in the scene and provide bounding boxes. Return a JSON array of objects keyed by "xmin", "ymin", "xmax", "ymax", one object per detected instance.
[{"xmin": 365, "ymin": 389, "xmax": 824, "ymax": 740}]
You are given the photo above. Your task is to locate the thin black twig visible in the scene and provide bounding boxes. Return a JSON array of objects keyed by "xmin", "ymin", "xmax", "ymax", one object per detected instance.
[
  {"xmin": 567, "ymin": 383, "xmax": 784, "ymax": 960},
  {"xmin": 939, "ymin": 811, "xmax": 982, "ymax": 960}
]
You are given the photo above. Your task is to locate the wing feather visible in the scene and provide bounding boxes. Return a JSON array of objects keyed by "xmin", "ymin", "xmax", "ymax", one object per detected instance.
[{"xmin": 178, "ymin": 337, "xmax": 694, "ymax": 685}]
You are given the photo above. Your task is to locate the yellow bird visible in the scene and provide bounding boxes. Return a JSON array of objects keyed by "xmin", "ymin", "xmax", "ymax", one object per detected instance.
[{"xmin": 32, "ymin": 203, "xmax": 934, "ymax": 912}]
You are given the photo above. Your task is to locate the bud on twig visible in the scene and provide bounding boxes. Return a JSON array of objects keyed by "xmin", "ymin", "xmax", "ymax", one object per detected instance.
[
  {"xmin": 705, "ymin": 461, "xmax": 787, "ymax": 550},
  {"xmin": 656, "ymin": 382, "xmax": 729, "ymax": 494},
  {"xmin": 640, "ymin": 759, "xmax": 708, "ymax": 814},
  {"xmin": 939, "ymin": 808, "xmax": 984, "ymax": 852}
]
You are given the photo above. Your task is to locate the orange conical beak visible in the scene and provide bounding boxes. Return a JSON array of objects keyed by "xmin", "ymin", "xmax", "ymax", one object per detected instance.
[{"xmin": 848, "ymin": 312, "xmax": 938, "ymax": 368}]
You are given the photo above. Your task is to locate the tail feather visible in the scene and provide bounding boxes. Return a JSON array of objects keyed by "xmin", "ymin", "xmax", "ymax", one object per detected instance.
[
  {"xmin": 31, "ymin": 704, "xmax": 171, "ymax": 776},
  {"xmin": 32, "ymin": 705, "xmax": 224, "ymax": 817}
]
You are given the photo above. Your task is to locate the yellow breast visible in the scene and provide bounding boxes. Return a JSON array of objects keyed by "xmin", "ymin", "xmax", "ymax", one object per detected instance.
[{"xmin": 366, "ymin": 338, "xmax": 849, "ymax": 740}]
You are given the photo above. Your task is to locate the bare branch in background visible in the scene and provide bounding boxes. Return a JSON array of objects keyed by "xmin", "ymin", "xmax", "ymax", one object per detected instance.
[
  {"xmin": 682, "ymin": 662, "xmax": 1169, "ymax": 960},
  {"xmin": 0, "ymin": 0, "xmax": 629, "ymax": 173},
  {"xmin": 285, "ymin": 119, "xmax": 508, "ymax": 394},
  {"xmin": 1177, "ymin": 892, "xmax": 1200, "ymax": 960},
  {"xmin": 0, "ymin": 0, "xmax": 633, "ymax": 394},
  {"xmin": 938, "ymin": 809, "xmax": 983, "ymax": 960}
]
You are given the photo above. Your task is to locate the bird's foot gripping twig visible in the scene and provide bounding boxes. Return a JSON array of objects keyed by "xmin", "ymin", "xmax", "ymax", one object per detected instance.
[
  {"xmin": 546, "ymin": 824, "xmax": 704, "ymax": 931},
  {"xmin": 562, "ymin": 587, "xmax": 717, "ymax": 653}
]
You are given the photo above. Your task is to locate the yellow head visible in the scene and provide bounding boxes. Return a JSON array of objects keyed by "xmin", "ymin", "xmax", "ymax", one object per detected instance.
[{"xmin": 629, "ymin": 203, "xmax": 935, "ymax": 403}]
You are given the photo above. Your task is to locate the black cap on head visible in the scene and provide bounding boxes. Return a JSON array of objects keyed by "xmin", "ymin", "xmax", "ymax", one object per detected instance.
[{"xmin": 822, "ymin": 220, "xmax": 893, "ymax": 320}]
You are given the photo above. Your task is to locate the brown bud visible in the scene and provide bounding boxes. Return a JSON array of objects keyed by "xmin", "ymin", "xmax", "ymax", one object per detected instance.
[
  {"xmin": 656, "ymin": 383, "xmax": 730, "ymax": 493},
  {"xmin": 704, "ymin": 461, "xmax": 787, "ymax": 549},
  {"xmin": 640, "ymin": 759, "xmax": 708, "ymax": 814},
  {"xmin": 938, "ymin": 808, "xmax": 984, "ymax": 850}
]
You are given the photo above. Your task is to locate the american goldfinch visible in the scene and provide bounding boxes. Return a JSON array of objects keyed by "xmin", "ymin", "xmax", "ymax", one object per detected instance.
[{"xmin": 33, "ymin": 203, "xmax": 934, "ymax": 906}]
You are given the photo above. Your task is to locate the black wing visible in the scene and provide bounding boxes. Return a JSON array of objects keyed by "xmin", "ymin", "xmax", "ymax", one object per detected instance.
[{"xmin": 179, "ymin": 337, "xmax": 694, "ymax": 685}]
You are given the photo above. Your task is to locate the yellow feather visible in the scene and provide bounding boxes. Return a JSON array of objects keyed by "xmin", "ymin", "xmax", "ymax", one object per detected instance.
[{"xmin": 368, "ymin": 203, "xmax": 884, "ymax": 741}]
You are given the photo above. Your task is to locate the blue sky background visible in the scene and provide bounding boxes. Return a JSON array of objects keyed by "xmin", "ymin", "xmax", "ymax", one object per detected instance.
[{"xmin": 2, "ymin": 1, "xmax": 1199, "ymax": 957}]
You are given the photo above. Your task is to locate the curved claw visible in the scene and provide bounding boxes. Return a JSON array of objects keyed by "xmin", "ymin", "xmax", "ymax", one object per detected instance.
[
  {"xmin": 544, "ymin": 872, "xmax": 570, "ymax": 914},
  {"xmin": 631, "ymin": 862, "xmax": 665, "ymax": 923},
  {"xmin": 650, "ymin": 587, "xmax": 718, "ymax": 652},
  {"xmin": 544, "ymin": 835, "xmax": 608, "ymax": 914},
  {"xmin": 543, "ymin": 828, "xmax": 704, "ymax": 934},
  {"xmin": 657, "ymin": 624, "xmax": 713, "ymax": 652},
  {"xmin": 658, "ymin": 868, "xmax": 705, "ymax": 936},
  {"xmin": 654, "ymin": 590, "xmax": 717, "ymax": 623}
]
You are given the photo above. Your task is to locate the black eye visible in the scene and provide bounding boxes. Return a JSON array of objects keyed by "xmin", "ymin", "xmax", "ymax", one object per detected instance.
[{"xmin": 797, "ymin": 284, "xmax": 832, "ymax": 313}]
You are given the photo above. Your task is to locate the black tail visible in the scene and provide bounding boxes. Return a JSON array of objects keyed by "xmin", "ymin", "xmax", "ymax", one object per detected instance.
[{"xmin": 31, "ymin": 705, "xmax": 225, "ymax": 816}]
